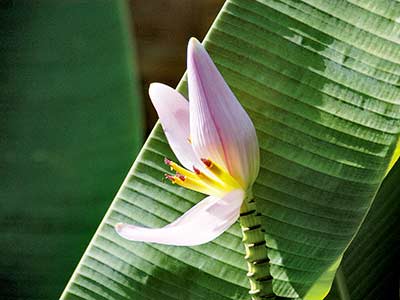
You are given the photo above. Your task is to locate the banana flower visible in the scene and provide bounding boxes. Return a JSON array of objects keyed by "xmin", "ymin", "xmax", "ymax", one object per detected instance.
[{"xmin": 115, "ymin": 38, "xmax": 259, "ymax": 246}]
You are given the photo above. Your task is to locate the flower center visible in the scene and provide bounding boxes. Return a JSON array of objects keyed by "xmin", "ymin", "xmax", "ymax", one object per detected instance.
[{"xmin": 164, "ymin": 158, "xmax": 241, "ymax": 196}]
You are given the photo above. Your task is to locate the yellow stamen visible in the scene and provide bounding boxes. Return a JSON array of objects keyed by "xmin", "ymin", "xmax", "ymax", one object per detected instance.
[
  {"xmin": 163, "ymin": 157, "xmax": 241, "ymax": 196},
  {"xmin": 165, "ymin": 158, "xmax": 226, "ymax": 195},
  {"xmin": 166, "ymin": 173, "xmax": 223, "ymax": 196},
  {"xmin": 193, "ymin": 166, "xmax": 228, "ymax": 191},
  {"xmin": 165, "ymin": 158, "xmax": 197, "ymax": 180},
  {"xmin": 201, "ymin": 158, "xmax": 241, "ymax": 189}
]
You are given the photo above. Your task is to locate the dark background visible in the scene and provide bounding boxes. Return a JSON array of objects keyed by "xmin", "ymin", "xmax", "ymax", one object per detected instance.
[{"xmin": 130, "ymin": 0, "xmax": 224, "ymax": 132}]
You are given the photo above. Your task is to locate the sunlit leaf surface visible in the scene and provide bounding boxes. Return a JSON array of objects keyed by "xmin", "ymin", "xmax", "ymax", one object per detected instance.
[{"xmin": 60, "ymin": 1, "xmax": 400, "ymax": 299}]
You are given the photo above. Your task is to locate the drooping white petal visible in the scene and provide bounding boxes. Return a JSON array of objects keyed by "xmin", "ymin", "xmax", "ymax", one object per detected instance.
[
  {"xmin": 149, "ymin": 83, "xmax": 197, "ymax": 170},
  {"xmin": 115, "ymin": 189, "xmax": 244, "ymax": 246},
  {"xmin": 187, "ymin": 38, "xmax": 259, "ymax": 187}
]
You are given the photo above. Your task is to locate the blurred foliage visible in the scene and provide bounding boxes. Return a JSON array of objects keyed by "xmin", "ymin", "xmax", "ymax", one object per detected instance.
[
  {"xmin": 328, "ymin": 160, "xmax": 400, "ymax": 300},
  {"xmin": 0, "ymin": 1, "xmax": 142, "ymax": 299}
]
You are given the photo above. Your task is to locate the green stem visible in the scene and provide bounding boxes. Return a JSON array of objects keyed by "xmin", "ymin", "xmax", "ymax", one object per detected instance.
[{"xmin": 239, "ymin": 192, "xmax": 275, "ymax": 299}]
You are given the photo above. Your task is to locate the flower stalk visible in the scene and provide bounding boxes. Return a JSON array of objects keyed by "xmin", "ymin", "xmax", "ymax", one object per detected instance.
[{"xmin": 240, "ymin": 194, "xmax": 274, "ymax": 299}]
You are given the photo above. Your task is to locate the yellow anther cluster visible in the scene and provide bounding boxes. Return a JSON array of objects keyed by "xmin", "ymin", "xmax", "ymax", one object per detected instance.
[{"xmin": 164, "ymin": 158, "xmax": 241, "ymax": 196}]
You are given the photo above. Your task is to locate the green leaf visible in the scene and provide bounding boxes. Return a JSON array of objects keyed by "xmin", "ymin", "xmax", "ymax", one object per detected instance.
[
  {"xmin": 327, "ymin": 159, "xmax": 400, "ymax": 300},
  {"xmin": 60, "ymin": 1, "xmax": 400, "ymax": 299},
  {"xmin": 0, "ymin": 1, "xmax": 142, "ymax": 299},
  {"xmin": 387, "ymin": 138, "xmax": 400, "ymax": 171}
]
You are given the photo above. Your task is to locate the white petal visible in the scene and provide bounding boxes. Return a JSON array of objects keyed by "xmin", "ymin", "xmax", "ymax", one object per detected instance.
[
  {"xmin": 149, "ymin": 83, "xmax": 197, "ymax": 170},
  {"xmin": 115, "ymin": 189, "xmax": 244, "ymax": 246},
  {"xmin": 187, "ymin": 38, "xmax": 259, "ymax": 187}
]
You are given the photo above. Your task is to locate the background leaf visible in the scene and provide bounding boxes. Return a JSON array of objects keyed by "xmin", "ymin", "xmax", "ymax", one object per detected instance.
[
  {"xmin": 327, "ymin": 159, "xmax": 400, "ymax": 300},
  {"xmin": 0, "ymin": 1, "xmax": 142, "ymax": 299},
  {"xmin": 60, "ymin": 0, "xmax": 400, "ymax": 299}
]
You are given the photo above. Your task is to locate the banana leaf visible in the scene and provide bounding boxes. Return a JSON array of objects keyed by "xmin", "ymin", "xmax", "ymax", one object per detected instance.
[
  {"xmin": 59, "ymin": 0, "xmax": 400, "ymax": 299},
  {"xmin": 327, "ymin": 158, "xmax": 400, "ymax": 300},
  {"xmin": 0, "ymin": 1, "xmax": 142, "ymax": 299}
]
